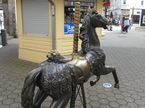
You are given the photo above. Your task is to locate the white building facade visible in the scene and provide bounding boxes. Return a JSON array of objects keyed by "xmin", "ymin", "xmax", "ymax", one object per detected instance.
[{"xmin": 110, "ymin": 0, "xmax": 145, "ymax": 24}]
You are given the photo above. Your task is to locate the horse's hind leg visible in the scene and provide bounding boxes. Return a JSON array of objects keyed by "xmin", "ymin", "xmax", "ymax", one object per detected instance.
[
  {"xmin": 50, "ymin": 92, "xmax": 71, "ymax": 108},
  {"xmin": 111, "ymin": 68, "xmax": 119, "ymax": 88},
  {"xmin": 33, "ymin": 89, "xmax": 48, "ymax": 108},
  {"xmin": 102, "ymin": 66, "xmax": 119, "ymax": 89}
]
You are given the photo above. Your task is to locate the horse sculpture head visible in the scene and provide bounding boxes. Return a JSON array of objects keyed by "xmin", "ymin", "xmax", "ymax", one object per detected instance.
[
  {"xmin": 80, "ymin": 10, "xmax": 110, "ymax": 54},
  {"xmin": 90, "ymin": 12, "xmax": 109, "ymax": 29}
]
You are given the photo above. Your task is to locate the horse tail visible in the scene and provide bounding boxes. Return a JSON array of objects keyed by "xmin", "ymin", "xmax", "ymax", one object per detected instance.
[{"xmin": 21, "ymin": 67, "xmax": 42, "ymax": 108}]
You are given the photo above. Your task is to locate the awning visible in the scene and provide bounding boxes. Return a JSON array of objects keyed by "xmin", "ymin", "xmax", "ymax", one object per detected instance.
[{"xmin": 103, "ymin": 0, "xmax": 110, "ymax": 7}]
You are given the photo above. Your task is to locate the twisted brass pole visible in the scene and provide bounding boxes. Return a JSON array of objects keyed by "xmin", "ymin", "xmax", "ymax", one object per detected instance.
[{"xmin": 73, "ymin": 1, "xmax": 80, "ymax": 53}]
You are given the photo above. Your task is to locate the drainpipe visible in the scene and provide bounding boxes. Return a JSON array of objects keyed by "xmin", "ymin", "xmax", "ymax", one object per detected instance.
[{"xmin": 48, "ymin": 0, "xmax": 56, "ymax": 50}]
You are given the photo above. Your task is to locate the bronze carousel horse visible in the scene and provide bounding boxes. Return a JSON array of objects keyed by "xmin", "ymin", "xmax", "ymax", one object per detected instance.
[{"xmin": 21, "ymin": 11, "xmax": 119, "ymax": 108}]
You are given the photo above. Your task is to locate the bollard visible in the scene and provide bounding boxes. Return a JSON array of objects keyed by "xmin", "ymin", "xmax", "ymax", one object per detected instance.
[{"xmin": 1, "ymin": 29, "xmax": 7, "ymax": 46}]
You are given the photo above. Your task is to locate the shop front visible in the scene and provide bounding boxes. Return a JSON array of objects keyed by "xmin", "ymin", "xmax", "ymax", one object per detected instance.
[
  {"xmin": 16, "ymin": 0, "xmax": 103, "ymax": 63},
  {"xmin": 140, "ymin": 9, "xmax": 145, "ymax": 26}
]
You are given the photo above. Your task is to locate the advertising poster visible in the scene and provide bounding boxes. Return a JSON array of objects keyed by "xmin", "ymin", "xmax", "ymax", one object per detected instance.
[
  {"xmin": 142, "ymin": 15, "xmax": 145, "ymax": 24},
  {"xmin": 64, "ymin": 24, "xmax": 74, "ymax": 34}
]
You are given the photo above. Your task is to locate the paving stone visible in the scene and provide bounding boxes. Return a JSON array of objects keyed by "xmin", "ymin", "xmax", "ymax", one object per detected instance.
[
  {"xmin": 8, "ymin": 93, "xmax": 19, "ymax": 99},
  {"xmin": 115, "ymin": 94, "xmax": 124, "ymax": 99},
  {"xmin": 3, "ymin": 98, "xmax": 14, "ymax": 105},
  {"xmin": 7, "ymin": 86, "xmax": 16, "ymax": 91},
  {"xmin": 89, "ymin": 95, "xmax": 99, "ymax": 101},
  {"xmin": 100, "ymin": 104, "xmax": 111, "ymax": 108},
  {"xmin": 99, "ymin": 99, "xmax": 109, "ymax": 104},
  {"xmin": 107, "ymin": 96, "xmax": 116, "ymax": 101},
  {"xmin": 98, "ymin": 93, "xmax": 107, "ymax": 99},
  {"xmin": 135, "ymin": 99, "xmax": 145, "ymax": 106},
  {"xmin": 10, "ymin": 103, "xmax": 22, "ymax": 108},
  {"xmin": 119, "ymin": 105, "xmax": 129, "ymax": 108},
  {"xmin": 0, "ymin": 95, "xmax": 7, "ymax": 101},
  {"xmin": 87, "ymin": 104, "xmax": 92, "ymax": 108},
  {"xmin": 90, "ymin": 101, "xmax": 100, "ymax": 107},
  {"xmin": 138, "ymin": 106, "xmax": 145, "ymax": 108},
  {"xmin": 128, "ymin": 102, "xmax": 138, "ymax": 108},
  {"xmin": 14, "ymin": 97, "xmax": 21, "ymax": 103},
  {"xmin": 1, "ymin": 90, "xmax": 12, "ymax": 96},
  {"xmin": 125, "ymin": 97, "xmax": 134, "ymax": 103},
  {"xmin": 117, "ymin": 99, "xmax": 127, "ymax": 105},
  {"xmin": 109, "ymin": 101, "xmax": 120, "ymax": 108},
  {"xmin": 131, "ymin": 94, "xmax": 141, "ymax": 100},
  {"xmin": 86, "ymin": 98, "xmax": 91, "ymax": 104},
  {"xmin": 0, "ymin": 105, "xmax": 10, "ymax": 108},
  {"xmin": 105, "ymin": 92, "xmax": 114, "ymax": 97},
  {"xmin": 0, "ymin": 88, "xmax": 5, "ymax": 92},
  {"xmin": 138, "ymin": 92, "xmax": 145, "ymax": 98}
]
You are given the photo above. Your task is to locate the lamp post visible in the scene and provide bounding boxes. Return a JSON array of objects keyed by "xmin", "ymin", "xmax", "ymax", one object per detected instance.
[{"xmin": 132, "ymin": 7, "xmax": 134, "ymax": 24}]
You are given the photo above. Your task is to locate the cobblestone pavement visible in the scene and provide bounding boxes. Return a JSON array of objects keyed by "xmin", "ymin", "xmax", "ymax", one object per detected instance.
[{"xmin": 0, "ymin": 28, "xmax": 145, "ymax": 108}]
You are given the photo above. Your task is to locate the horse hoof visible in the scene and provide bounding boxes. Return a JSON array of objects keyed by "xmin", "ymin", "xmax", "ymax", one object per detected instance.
[
  {"xmin": 114, "ymin": 83, "xmax": 119, "ymax": 89},
  {"xmin": 90, "ymin": 81, "xmax": 95, "ymax": 86}
]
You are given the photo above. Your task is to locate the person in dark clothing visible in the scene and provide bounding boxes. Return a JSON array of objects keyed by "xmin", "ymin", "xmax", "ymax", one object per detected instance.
[{"xmin": 121, "ymin": 17, "xmax": 130, "ymax": 33}]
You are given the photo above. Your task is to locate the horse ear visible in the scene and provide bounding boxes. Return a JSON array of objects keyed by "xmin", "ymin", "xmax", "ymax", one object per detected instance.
[{"xmin": 91, "ymin": 8, "xmax": 98, "ymax": 14}]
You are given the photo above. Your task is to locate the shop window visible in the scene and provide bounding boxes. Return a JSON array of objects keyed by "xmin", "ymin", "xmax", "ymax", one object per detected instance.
[
  {"xmin": 141, "ymin": 0, "xmax": 144, "ymax": 6},
  {"xmin": 137, "ymin": 11, "xmax": 140, "ymax": 14},
  {"xmin": 123, "ymin": 0, "xmax": 126, "ymax": 4},
  {"xmin": 64, "ymin": 0, "xmax": 95, "ymax": 34},
  {"xmin": 22, "ymin": 0, "xmax": 49, "ymax": 35},
  {"xmin": 143, "ymin": 15, "xmax": 145, "ymax": 24}
]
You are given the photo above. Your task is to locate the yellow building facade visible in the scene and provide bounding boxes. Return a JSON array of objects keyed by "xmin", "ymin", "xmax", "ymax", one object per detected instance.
[{"xmin": 16, "ymin": 0, "xmax": 103, "ymax": 63}]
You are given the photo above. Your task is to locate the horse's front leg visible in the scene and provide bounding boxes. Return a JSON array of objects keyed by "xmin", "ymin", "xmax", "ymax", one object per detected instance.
[
  {"xmin": 33, "ymin": 89, "xmax": 48, "ymax": 108},
  {"xmin": 50, "ymin": 92, "xmax": 71, "ymax": 108},
  {"xmin": 70, "ymin": 85, "xmax": 77, "ymax": 108},
  {"xmin": 102, "ymin": 66, "xmax": 119, "ymax": 89}
]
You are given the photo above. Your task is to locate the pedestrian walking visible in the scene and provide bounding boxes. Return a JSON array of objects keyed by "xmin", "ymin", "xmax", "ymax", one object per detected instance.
[
  {"xmin": 121, "ymin": 17, "xmax": 130, "ymax": 33},
  {"xmin": 107, "ymin": 16, "xmax": 113, "ymax": 31}
]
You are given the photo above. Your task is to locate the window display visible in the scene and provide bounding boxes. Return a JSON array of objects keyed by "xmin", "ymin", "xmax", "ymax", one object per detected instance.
[
  {"xmin": 64, "ymin": 0, "xmax": 95, "ymax": 34},
  {"xmin": 143, "ymin": 15, "xmax": 145, "ymax": 24}
]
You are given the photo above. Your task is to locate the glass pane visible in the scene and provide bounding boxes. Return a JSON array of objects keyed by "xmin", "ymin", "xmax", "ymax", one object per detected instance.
[{"xmin": 64, "ymin": 0, "xmax": 95, "ymax": 34}]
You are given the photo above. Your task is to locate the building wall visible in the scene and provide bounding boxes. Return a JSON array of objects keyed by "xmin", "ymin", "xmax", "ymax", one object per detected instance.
[
  {"xmin": 8, "ymin": 0, "xmax": 16, "ymax": 36},
  {"xmin": 110, "ymin": 0, "xmax": 145, "ymax": 23},
  {"xmin": 0, "ymin": 0, "xmax": 2, "ymax": 9},
  {"xmin": 2, "ymin": 0, "xmax": 16, "ymax": 36},
  {"xmin": 16, "ymin": 0, "xmax": 52, "ymax": 63}
]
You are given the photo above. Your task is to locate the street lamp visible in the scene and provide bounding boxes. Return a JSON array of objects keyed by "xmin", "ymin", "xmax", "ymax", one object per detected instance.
[{"xmin": 132, "ymin": 7, "xmax": 134, "ymax": 24}]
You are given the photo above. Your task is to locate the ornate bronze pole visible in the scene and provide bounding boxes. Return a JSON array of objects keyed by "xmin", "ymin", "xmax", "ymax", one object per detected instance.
[{"xmin": 73, "ymin": 1, "xmax": 80, "ymax": 53}]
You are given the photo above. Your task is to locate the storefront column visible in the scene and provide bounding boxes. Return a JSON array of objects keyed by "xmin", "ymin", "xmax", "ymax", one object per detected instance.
[
  {"xmin": 95, "ymin": 0, "xmax": 103, "ymax": 38},
  {"xmin": 54, "ymin": 0, "xmax": 64, "ymax": 39}
]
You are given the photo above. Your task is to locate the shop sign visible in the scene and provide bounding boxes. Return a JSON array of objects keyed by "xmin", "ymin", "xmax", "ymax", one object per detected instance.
[
  {"xmin": 103, "ymin": 0, "xmax": 110, "ymax": 7},
  {"xmin": 64, "ymin": 24, "xmax": 74, "ymax": 34}
]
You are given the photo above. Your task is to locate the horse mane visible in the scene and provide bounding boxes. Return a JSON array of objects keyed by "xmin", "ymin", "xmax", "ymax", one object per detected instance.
[
  {"xmin": 79, "ymin": 13, "xmax": 100, "ymax": 54},
  {"xmin": 80, "ymin": 13, "xmax": 91, "ymax": 39}
]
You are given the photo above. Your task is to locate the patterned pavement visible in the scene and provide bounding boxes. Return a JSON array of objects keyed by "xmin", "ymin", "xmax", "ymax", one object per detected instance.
[{"xmin": 0, "ymin": 28, "xmax": 145, "ymax": 108}]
